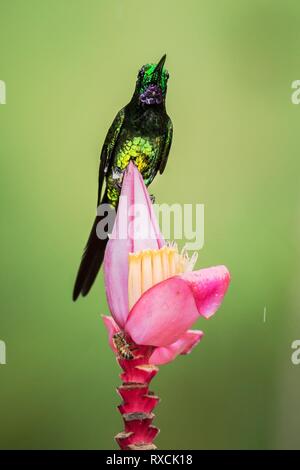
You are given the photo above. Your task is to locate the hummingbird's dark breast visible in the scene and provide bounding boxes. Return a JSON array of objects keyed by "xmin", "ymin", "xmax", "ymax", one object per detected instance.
[{"xmin": 106, "ymin": 108, "xmax": 166, "ymax": 206}]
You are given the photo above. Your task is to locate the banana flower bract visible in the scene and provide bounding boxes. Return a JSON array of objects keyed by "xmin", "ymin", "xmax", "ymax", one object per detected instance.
[{"xmin": 102, "ymin": 162, "xmax": 230, "ymax": 450}]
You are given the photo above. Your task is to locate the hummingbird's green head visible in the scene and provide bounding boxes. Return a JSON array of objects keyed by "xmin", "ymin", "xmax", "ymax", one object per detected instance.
[{"xmin": 136, "ymin": 54, "xmax": 169, "ymax": 105}]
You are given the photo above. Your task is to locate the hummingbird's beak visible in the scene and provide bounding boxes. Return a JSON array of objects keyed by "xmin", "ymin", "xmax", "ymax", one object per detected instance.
[{"xmin": 154, "ymin": 54, "xmax": 166, "ymax": 77}]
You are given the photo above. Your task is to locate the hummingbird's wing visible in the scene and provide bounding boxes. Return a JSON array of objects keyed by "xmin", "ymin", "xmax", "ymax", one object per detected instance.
[
  {"xmin": 97, "ymin": 108, "xmax": 125, "ymax": 205},
  {"xmin": 159, "ymin": 117, "xmax": 173, "ymax": 175},
  {"xmin": 73, "ymin": 108, "xmax": 125, "ymax": 301}
]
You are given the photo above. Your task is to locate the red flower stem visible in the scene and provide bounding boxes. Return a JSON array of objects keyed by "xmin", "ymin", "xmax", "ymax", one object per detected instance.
[{"xmin": 115, "ymin": 347, "xmax": 160, "ymax": 450}]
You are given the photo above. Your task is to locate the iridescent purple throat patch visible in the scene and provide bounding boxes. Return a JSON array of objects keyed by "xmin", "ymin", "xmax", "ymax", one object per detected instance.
[{"xmin": 139, "ymin": 85, "xmax": 163, "ymax": 105}]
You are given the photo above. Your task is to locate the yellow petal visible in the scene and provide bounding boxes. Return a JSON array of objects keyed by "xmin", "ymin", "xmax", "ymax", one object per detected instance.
[
  {"xmin": 152, "ymin": 249, "xmax": 163, "ymax": 285},
  {"xmin": 141, "ymin": 250, "xmax": 153, "ymax": 294},
  {"xmin": 128, "ymin": 244, "xmax": 197, "ymax": 310}
]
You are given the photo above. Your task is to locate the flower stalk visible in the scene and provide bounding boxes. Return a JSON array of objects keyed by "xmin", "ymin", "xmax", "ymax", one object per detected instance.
[{"xmin": 115, "ymin": 343, "xmax": 160, "ymax": 450}]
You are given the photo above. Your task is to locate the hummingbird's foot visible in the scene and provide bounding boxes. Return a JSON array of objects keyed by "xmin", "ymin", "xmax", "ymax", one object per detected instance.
[
  {"xmin": 150, "ymin": 194, "xmax": 156, "ymax": 204},
  {"xmin": 112, "ymin": 167, "xmax": 124, "ymax": 190}
]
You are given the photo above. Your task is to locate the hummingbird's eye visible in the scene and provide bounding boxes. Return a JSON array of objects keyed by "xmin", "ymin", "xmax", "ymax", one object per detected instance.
[{"xmin": 138, "ymin": 67, "xmax": 145, "ymax": 78}]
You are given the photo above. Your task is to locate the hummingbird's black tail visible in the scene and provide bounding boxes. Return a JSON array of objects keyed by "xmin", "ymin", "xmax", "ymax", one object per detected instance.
[{"xmin": 72, "ymin": 195, "xmax": 112, "ymax": 301}]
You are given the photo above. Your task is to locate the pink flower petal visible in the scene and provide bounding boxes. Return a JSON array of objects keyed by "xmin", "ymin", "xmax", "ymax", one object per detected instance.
[
  {"xmin": 104, "ymin": 162, "xmax": 164, "ymax": 328},
  {"xmin": 128, "ymin": 163, "xmax": 164, "ymax": 253},
  {"xmin": 149, "ymin": 330, "xmax": 204, "ymax": 365},
  {"xmin": 181, "ymin": 265, "xmax": 231, "ymax": 319},
  {"xmin": 125, "ymin": 265, "xmax": 230, "ymax": 347},
  {"xmin": 125, "ymin": 277, "xmax": 198, "ymax": 346},
  {"xmin": 102, "ymin": 315, "xmax": 119, "ymax": 352}
]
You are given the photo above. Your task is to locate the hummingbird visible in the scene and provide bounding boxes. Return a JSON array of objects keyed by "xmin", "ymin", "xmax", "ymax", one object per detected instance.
[{"xmin": 73, "ymin": 54, "xmax": 173, "ymax": 301}]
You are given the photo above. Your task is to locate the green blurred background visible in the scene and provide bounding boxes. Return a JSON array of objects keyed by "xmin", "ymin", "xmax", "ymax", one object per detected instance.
[{"xmin": 1, "ymin": 0, "xmax": 300, "ymax": 449}]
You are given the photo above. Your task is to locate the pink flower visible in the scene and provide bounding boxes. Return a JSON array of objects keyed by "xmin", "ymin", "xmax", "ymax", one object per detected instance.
[{"xmin": 102, "ymin": 162, "xmax": 230, "ymax": 366}]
